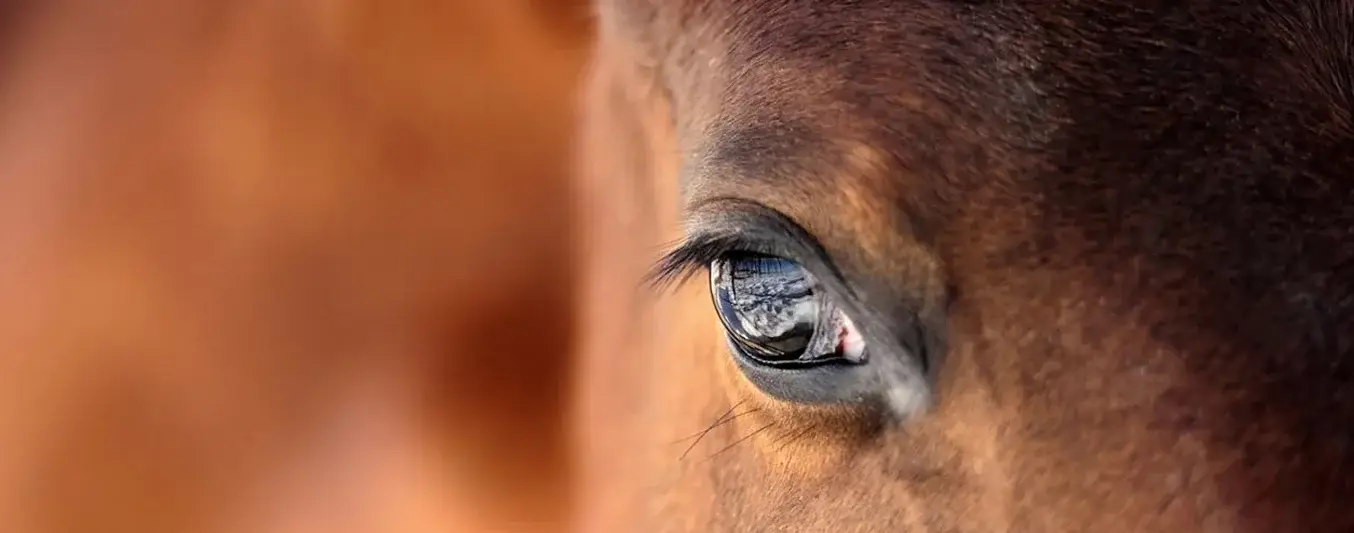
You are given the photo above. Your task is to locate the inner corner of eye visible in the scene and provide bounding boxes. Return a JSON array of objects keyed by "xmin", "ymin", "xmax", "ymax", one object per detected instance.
[{"xmin": 835, "ymin": 312, "xmax": 867, "ymax": 363}]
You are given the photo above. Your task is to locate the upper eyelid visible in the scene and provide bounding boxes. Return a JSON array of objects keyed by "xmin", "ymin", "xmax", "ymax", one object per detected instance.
[
  {"xmin": 645, "ymin": 228, "xmax": 792, "ymax": 292},
  {"xmin": 649, "ymin": 201, "xmax": 853, "ymax": 297},
  {"xmin": 645, "ymin": 234, "xmax": 743, "ymax": 291}
]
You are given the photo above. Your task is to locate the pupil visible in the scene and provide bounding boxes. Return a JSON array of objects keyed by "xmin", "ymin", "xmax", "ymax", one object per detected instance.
[{"xmin": 712, "ymin": 254, "xmax": 818, "ymax": 361}]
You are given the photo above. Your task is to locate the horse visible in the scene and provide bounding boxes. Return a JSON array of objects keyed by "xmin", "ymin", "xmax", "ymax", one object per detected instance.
[{"xmin": 575, "ymin": 1, "xmax": 1354, "ymax": 531}]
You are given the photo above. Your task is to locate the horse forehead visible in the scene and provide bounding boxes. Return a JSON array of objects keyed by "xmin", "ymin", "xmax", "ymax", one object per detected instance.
[{"xmin": 643, "ymin": 3, "xmax": 1032, "ymax": 190}]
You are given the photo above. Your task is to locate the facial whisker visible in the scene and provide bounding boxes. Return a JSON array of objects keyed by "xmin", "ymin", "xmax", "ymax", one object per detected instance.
[
  {"xmin": 668, "ymin": 400, "xmax": 744, "ymax": 444},
  {"xmin": 699, "ymin": 422, "xmax": 777, "ymax": 463},
  {"xmin": 678, "ymin": 404, "xmax": 762, "ymax": 460},
  {"xmin": 671, "ymin": 408, "xmax": 761, "ymax": 446}
]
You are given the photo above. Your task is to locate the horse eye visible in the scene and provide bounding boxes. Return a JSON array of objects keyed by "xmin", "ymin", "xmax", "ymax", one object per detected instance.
[{"xmin": 709, "ymin": 253, "xmax": 867, "ymax": 368}]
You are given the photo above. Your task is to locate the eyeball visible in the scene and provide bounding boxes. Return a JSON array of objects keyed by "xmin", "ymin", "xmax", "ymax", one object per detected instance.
[{"xmin": 710, "ymin": 253, "xmax": 867, "ymax": 369}]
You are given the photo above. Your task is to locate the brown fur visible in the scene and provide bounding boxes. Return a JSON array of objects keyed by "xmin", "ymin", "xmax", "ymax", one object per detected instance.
[{"xmin": 577, "ymin": 1, "xmax": 1354, "ymax": 531}]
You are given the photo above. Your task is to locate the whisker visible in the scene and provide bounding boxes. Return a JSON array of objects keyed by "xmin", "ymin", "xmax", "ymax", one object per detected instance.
[
  {"xmin": 700, "ymin": 422, "xmax": 776, "ymax": 463},
  {"xmin": 671, "ymin": 408, "xmax": 761, "ymax": 446},
  {"xmin": 668, "ymin": 400, "xmax": 745, "ymax": 445},
  {"xmin": 679, "ymin": 405, "xmax": 762, "ymax": 461}
]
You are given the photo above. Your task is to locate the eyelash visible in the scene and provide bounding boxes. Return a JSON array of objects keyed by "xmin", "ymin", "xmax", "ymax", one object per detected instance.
[{"xmin": 645, "ymin": 234, "xmax": 758, "ymax": 293}]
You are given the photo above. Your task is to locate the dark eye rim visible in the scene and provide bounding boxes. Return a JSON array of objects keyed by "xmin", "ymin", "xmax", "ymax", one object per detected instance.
[
  {"xmin": 724, "ymin": 335, "xmax": 884, "ymax": 405},
  {"xmin": 730, "ymin": 341, "xmax": 861, "ymax": 370},
  {"xmin": 650, "ymin": 199, "xmax": 934, "ymax": 409}
]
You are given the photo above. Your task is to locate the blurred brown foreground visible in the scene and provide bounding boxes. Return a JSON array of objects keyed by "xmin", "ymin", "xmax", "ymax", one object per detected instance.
[{"xmin": 0, "ymin": 2, "xmax": 590, "ymax": 532}]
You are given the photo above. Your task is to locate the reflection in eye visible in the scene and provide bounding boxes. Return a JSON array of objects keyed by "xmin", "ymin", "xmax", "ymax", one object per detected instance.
[{"xmin": 710, "ymin": 253, "xmax": 866, "ymax": 367}]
